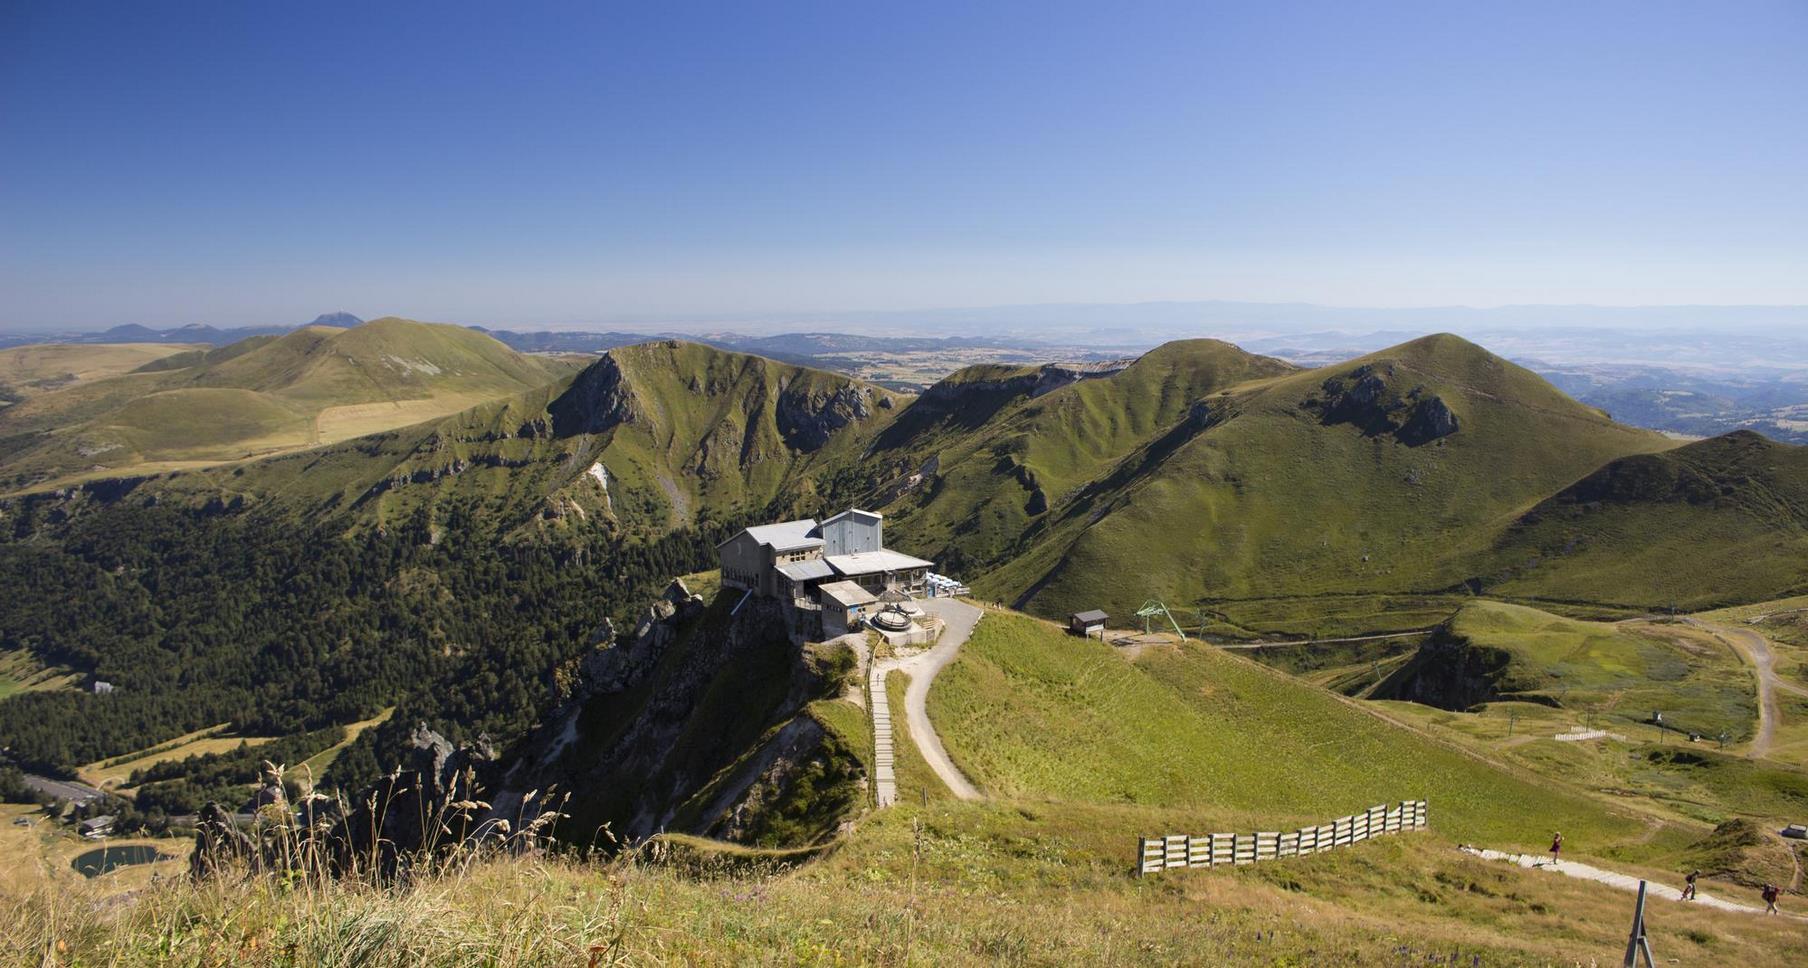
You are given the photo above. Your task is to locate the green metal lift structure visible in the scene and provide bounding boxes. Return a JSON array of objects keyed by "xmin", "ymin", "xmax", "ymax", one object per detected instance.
[{"xmin": 1134, "ymin": 600, "xmax": 1187, "ymax": 640}]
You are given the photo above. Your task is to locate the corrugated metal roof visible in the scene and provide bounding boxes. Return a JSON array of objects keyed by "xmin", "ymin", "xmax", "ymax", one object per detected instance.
[
  {"xmin": 1071, "ymin": 610, "xmax": 1109, "ymax": 624},
  {"xmin": 826, "ymin": 549, "xmax": 935, "ymax": 576},
  {"xmin": 740, "ymin": 519, "xmax": 822, "ymax": 551},
  {"xmin": 776, "ymin": 559, "xmax": 835, "ymax": 581},
  {"xmin": 821, "ymin": 508, "xmax": 882, "ymax": 526}
]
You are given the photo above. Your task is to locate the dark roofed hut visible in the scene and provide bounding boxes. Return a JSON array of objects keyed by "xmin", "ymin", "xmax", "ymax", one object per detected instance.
[{"xmin": 1070, "ymin": 610, "xmax": 1109, "ymax": 638}]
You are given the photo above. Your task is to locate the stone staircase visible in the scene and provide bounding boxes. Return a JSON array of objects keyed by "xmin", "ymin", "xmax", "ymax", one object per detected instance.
[{"xmin": 868, "ymin": 660, "xmax": 896, "ymax": 807}]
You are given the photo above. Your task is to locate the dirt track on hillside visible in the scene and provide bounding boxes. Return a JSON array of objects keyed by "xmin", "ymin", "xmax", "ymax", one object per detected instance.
[{"xmin": 1683, "ymin": 618, "xmax": 1788, "ymax": 757}]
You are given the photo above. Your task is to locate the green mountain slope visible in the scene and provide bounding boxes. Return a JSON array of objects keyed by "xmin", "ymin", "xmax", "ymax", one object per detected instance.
[
  {"xmin": 167, "ymin": 338, "xmax": 905, "ymax": 534},
  {"xmin": 1374, "ymin": 601, "xmax": 1757, "ymax": 740},
  {"xmin": 1487, "ymin": 430, "xmax": 1808, "ymax": 608},
  {"xmin": 874, "ymin": 334, "xmax": 1676, "ymax": 620},
  {"xmin": 0, "ymin": 318, "xmax": 578, "ymax": 492},
  {"xmin": 928, "ymin": 608, "xmax": 1698, "ymax": 856},
  {"xmin": 0, "ymin": 341, "xmax": 899, "ymax": 785},
  {"xmin": 863, "ymin": 340, "xmax": 1296, "ymax": 572}
]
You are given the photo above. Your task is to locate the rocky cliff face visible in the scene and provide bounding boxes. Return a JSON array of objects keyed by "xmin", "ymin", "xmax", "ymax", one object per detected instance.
[
  {"xmin": 1311, "ymin": 364, "xmax": 1460, "ymax": 446},
  {"xmin": 776, "ymin": 381, "xmax": 879, "ymax": 450},
  {"xmin": 488, "ymin": 580, "xmax": 864, "ymax": 848},
  {"xmin": 918, "ymin": 360, "xmax": 1135, "ymax": 409},
  {"xmin": 1371, "ymin": 624, "xmax": 1550, "ymax": 711},
  {"xmin": 549, "ymin": 354, "xmax": 639, "ymax": 438}
]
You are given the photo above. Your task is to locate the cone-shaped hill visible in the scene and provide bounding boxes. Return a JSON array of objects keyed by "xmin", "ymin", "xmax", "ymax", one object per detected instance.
[{"xmin": 866, "ymin": 333, "xmax": 1680, "ymax": 617}]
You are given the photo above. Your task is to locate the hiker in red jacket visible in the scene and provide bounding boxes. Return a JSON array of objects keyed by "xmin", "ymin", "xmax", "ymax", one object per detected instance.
[
  {"xmin": 1549, "ymin": 831, "xmax": 1563, "ymax": 866},
  {"xmin": 1761, "ymin": 883, "xmax": 1780, "ymax": 915}
]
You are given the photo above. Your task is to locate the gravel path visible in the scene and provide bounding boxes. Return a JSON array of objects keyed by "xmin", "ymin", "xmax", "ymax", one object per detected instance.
[
  {"xmin": 875, "ymin": 598, "xmax": 984, "ymax": 801},
  {"xmin": 1683, "ymin": 618, "xmax": 1785, "ymax": 757},
  {"xmin": 1461, "ymin": 846, "xmax": 1801, "ymax": 920}
]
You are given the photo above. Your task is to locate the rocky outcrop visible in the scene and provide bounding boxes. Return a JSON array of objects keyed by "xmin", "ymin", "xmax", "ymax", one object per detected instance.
[
  {"xmin": 330, "ymin": 724, "xmax": 500, "ymax": 875},
  {"xmin": 491, "ymin": 580, "xmax": 860, "ymax": 849},
  {"xmin": 1397, "ymin": 395, "xmax": 1460, "ymax": 446},
  {"xmin": 918, "ymin": 360, "xmax": 1136, "ymax": 408},
  {"xmin": 549, "ymin": 354, "xmax": 638, "ymax": 437},
  {"xmin": 1312, "ymin": 365, "xmax": 1460, "ymax": 447},
  {"xmin": 776, "ymin": 383, "xmax": 878, "ymax": 450},
  {"xmin": 1372, "ymin": 624, "xmax": 1554, "ymax": 711},
  {"xmin": 189, "ymin": 803, "xmax": 267, "ymax": 879}
]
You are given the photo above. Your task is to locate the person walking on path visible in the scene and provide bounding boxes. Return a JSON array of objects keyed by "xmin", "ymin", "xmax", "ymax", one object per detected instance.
[
  {"xmin": 1548, "ymin": 831, "xmax": 1563, "ymax": 866},
  {"xmin": 1761, "ymin": 883, "xmax": 1780, "ymax": 914},
  {"xmin": 1681, "ymin": 870, "xmax": 1698, "ymax": 901}
]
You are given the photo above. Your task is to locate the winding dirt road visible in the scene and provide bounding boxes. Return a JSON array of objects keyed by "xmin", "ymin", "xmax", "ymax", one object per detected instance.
[
  {"xmin": 876, "ymin": 598, "xmax": 983, "ymax": 801},
  {"xmin": 1682, "ymin": 618, "xmax": 1797, "ymax": 758}
]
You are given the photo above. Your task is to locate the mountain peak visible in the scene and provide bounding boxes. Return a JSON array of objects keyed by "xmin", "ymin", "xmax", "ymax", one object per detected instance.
[{"xmin": 306, "ymin": 311, "xmax": 364, "ymax": 328}]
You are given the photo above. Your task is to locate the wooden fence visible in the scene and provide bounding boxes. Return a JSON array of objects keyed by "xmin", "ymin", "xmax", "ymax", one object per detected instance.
[{"xmin": 1137, "ymin": 799, "xmax": 1427, "ymax": 876}]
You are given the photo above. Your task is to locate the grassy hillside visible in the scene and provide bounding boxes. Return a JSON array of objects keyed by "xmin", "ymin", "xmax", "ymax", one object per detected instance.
[
  {"xmin": 575, "ymin": 340, "xmax": 905, "ymax": 530},
  {"xmin": 926, "ymin": 608, "xmax": 1698, "ymax": 859},
  {"xmin": 0, "ymin": 341, "xmax": 902, "ymax": 786},
  {"xmin": 120, "ymin": 338, "xmax": 904, "ymax": 537},
  {"xmin": 1488, "ymin": 430, "xmax": 1808, "ymax": 608},
  {"xmin": 10, "ymin": 805, "xmax": 1808, "ymax": 966},
  {"xmin": 0, "ymin": 319, "xmax": 578, "ymax": 492},
  {"xmin": 1377, "ymin": 602, "xmax": 1757, "ymax": 739},
  {"xmin": 948, "ymin": 334, "xmax": 1676, "ymax": 622},
  {"xmin": 0, "ymin": 342, "xmax": 205, "ymax": 403},
  {"xmin": 867, "ymin": 339, "xmax": 1296, "ymax": 572}
]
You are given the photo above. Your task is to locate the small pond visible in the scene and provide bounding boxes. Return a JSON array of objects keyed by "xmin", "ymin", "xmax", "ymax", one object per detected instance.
[{"xmin": 71, "ymin": 845, "xmax": 172, "ymax": 878}]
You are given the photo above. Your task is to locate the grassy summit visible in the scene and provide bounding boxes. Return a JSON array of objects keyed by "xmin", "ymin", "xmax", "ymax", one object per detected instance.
[
  {"xmin": 869, "ymin": 339, "xmax": 1296, "ymax": 571},
  {"xmin": 109, "ymin": 338, "xmax": 904, "ymax": 537},
  {"xmin": 969, "ymin": 336, "xmax": 1670, "ymax": 618},
  {"xmin": 1489, "ymin": 430, "xmax": 1808, "ymax": 608},
  {"xmin": 0, "ymin": 342, "xmax": 205, "ymax": 403},
  {"xmin": 0, "ymin": 319, "xmax": 578, "ymax": 492}
]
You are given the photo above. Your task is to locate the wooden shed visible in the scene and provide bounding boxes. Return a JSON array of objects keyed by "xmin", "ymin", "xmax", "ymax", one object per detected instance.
[{"xmin": 1069, "ymin": 610, "xmax": 1109, "ymax": 638}]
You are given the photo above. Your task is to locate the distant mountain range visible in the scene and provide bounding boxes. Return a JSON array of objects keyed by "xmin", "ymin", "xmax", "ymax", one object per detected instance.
[
  {"xmin": 6, "ymin": 308, "xmax": 1808, "ymax": 443},
  {"xmin": 0, "ymin": 312, "xmax": 369, "ymax": 349}
]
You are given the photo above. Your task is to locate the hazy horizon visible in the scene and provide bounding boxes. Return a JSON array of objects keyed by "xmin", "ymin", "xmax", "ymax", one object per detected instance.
[{"xmin": 10, "ymin": 298, "xmax": 1808, "ymax": 342}]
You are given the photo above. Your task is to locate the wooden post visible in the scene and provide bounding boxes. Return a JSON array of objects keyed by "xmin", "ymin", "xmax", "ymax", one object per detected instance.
[
  {"xmin": 1211, "ymin": 832, "xmax": 1235, "ymax": 867},
  {"xmin": 1138, "ymin": 837, "xmax": 1165, "ymax": 876},
  {"xmin": 1234, "ymin": 833, "xmax": 1255, "ymax": 865},
  {"xmin": 1164, "ymin": 834, "xmax": 1187, "ymax": 870}
]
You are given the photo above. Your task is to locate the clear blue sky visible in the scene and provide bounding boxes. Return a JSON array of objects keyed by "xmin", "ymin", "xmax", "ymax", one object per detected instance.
[{"xmin": 1, "ymin": 1, "xmax": 1804, "ymax": 329}]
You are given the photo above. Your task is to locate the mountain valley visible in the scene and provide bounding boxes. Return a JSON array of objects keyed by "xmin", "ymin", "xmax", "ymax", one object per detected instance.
[{"xmin": 4, "ymin": 327, "xmax": 1807, "ymax": 964}]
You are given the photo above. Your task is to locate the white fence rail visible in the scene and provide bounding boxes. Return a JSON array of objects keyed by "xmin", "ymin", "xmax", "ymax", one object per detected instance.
[{"xmin": 1137, "ymin": 799, "xmax": 1427, "ymax": 876}]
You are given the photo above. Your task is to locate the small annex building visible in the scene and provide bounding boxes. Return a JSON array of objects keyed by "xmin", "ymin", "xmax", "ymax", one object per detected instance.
[
  {"xmin": 718, "ymin": 508, "xmax": 937, "ymax": 641},
  {"xmin": 818, "ymin": 580, "xmax": 880, "ymax": 638},
  {"xmin": 1069, "ymin": 610, "xmax": 1109, "ymax": 638}
]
